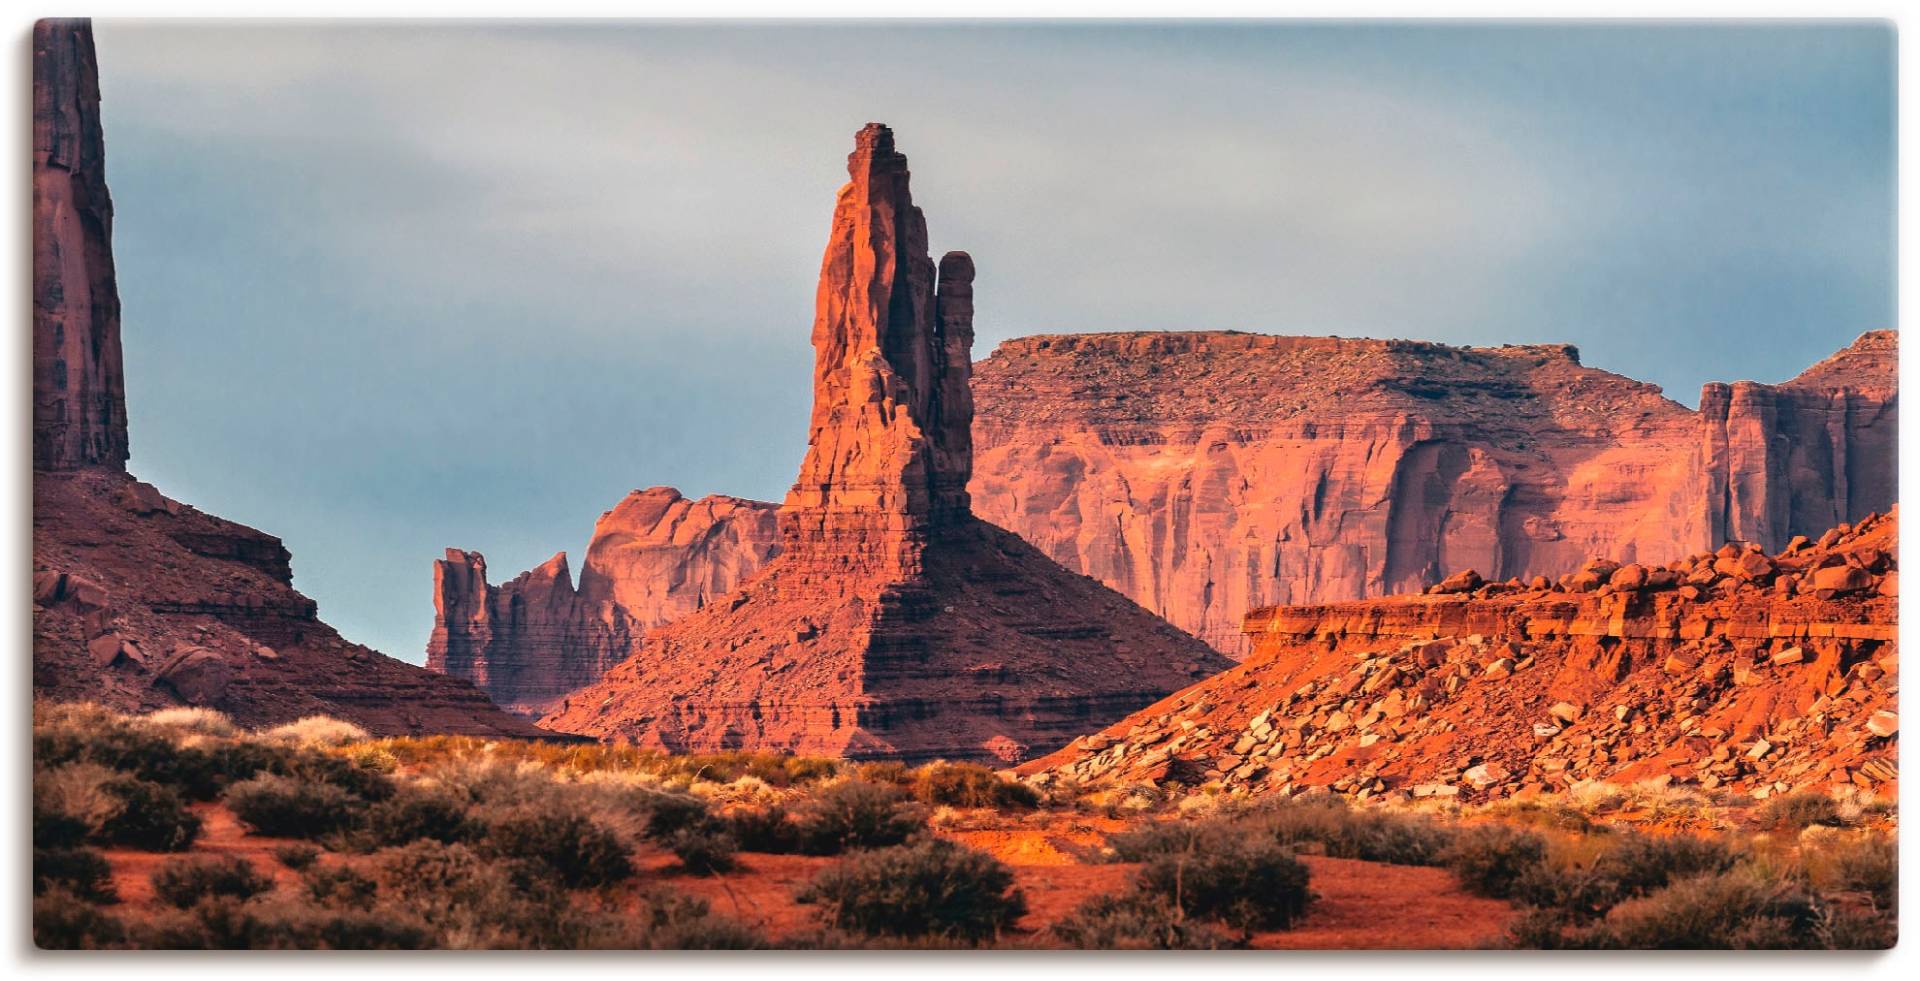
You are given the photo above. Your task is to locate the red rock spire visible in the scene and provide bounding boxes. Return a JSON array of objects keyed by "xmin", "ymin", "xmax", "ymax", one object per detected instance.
[
  {"xmin": 781, "ymin": 123, "xmax": 975, "ymax": 583},
  {"xmin": 33, "ymin": 19, "xmax": 129, "ymax": 472}
]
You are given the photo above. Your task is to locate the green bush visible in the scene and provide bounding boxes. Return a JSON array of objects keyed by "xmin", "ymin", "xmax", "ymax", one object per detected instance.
[
  {"xmin": 97, "ymin": 777, "xmax": 202, "ymax": 851},
  {"xmin": 1104, "ymin": 818, "xmax": 1242, "ymax": 862},
  {"xmin": 149, "ymin": 855, "xmax": 274, "ymax": 909},
  {"xmin": 1443, "ymin": 824, "xmax": 1548, "ymax": 899},
  {"xmin": 34, "ymin": 714, "xmax": 226, "ymax": 799},
  {"xmin": 223, "ymin": 774, "xmax": 366, "ymax": 838},
  {"xmin": 34, "ymin": 889, "xmax": 128, "ymax": 949},
  {"xmin": 1592, "ymin": 872, "xmax": 1826, "ymax": 949},
  {"xmin": 725, "ymin": 804, "xmax": 805, "ymax": 854},
  {"xmin": 792, "ymin": 781, "xmax": 926, "ymax": 855},
  {"xmin": 637, "ymin": 789, "xmax": 712, "ymax": 839},
  {"xmin": 798, "ymin": 838, "xmax": 1026, "ymax": 941},
  {"xmin": 668, "ymin": 826, "xmax": 738, "ymax": 876},
  {"xmin": 910, "ymin": 763, "xmax": 1040, "ymax": 810},
  {"xmin": 1134, "ymin": 835, "xmax": 1312, "ymax": 932},
  {"xmin": 1248, "ymin": 795, "xmax": 1456, "ymax": 865},
  {"xmin": 479, "ymin": 808, "xmax": 634, "ymax": 888},
  {"xmin": 365, "ymin": 787, "xmax": 480, "ymax": 846},
  {"xmin": 1049, "ymin": 893, "xmax": 1242, "ymax": 949},
  {"xmin": 33, "ymin": 798, "xmax": 93, "ymax": 851},
  {"xmin": 1755, "ymin": 791, "xmax": 1843, "ymax": 832},
  {"xmin": 271, "ymin": 842, "xmax": 321, "ymax": 871},
  {"xmin": 1515, "ymin": 830, "xmax": 1740, "ymax": 916},
  {"xmin": 374, "ymin": 840, "xmax": 571, "ymax": 947},
  {"xmin": 33, "ymin": 847, "xmax": 118, "ymax": 902}
]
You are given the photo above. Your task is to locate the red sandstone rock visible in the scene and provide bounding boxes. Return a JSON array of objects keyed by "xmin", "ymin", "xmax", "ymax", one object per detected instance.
[
  {"xmin": 968, "ymin": 329, "xmax": 1895, "ymax": 654},
  {"xmin": 539, "ymin": 124, "xmax": 1229, "ymax": 763},
  {"xmin": 32, "ymin": 20, "xmax": 128, "ymax": 472},
  {"xmin": 1021, "ymin": 510, "xmax": 1897, "ymax": 801},
  {"xmin": 30, "ymin": 23, "xmax": 543, "ymax": 739}
]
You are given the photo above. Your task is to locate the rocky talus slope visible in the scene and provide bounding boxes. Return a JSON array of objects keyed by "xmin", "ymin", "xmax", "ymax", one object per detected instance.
[
  {"xmin": 971, "ymin": 330, "xmax": 1895, "ymax": 654},
  {"xmin": 539, "ymin": 124, "xmax": 1229, "ymax": 762},
  {"xmin": 1020, "ymin": 510, "xmax": 1897, "ymax": 802},
  {"xmin": 428, "ymin": 488, "xmax": 779, "ymax": 714},
  {"xmin": 30, "ymin": 19, "xmax": 541, "ymax": 738}
]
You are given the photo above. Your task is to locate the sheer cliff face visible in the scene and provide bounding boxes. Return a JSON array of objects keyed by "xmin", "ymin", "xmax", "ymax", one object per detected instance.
[
  {"xmin": 968, "ymin": 330, "xmax": 1895, "ymax": 654},
  {"xmin": 33, "ymin": 20, "xmax": 128, "ymax": 472},
  {"xmin": 537, "ymin": 125, "xmax": 1230, "ymax": 763},
  {"xmin": 426, "ymin": 488, "xmax": 780, "ymax": 714},
  {"xmin": 31, "ymin": 20, "xmax": 538, "ymax": 737},
  {"xmin": 1700, "ymin": 331, "xmax": 1897, "ymax": 553}
]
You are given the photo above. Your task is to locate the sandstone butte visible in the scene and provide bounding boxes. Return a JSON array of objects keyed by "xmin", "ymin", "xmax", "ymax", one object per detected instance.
[
  {"xmin": 536, "ymin": 124, "xmax": 1232, "ymax": 763},
  {"xmin": 30, "ymin": 19, "xmax": 542, "ymax": 739},
  {"xmin": 1018, "ymin": 508, "xmax": 1898, "ymax": 803},
  {"xmin": 431, "ymin": 328, "xmax": 1895, "ymax": 708}
]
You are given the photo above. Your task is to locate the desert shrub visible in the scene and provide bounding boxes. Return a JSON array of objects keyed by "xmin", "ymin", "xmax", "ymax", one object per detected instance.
[
  {"xmin": 479, "ymin": 808, "xmax": 634, "ymax": 888},
  {"xmin": 303, "ymin": 864, "xmax": 379, "ymax": 906},
  {"xmin": 33, "ymin": 798, "xmax": 92, "ymax": 851},
  {"xmin": 271, "ymin": 842, "xmax": 321, "ymax": 871},
  {"xmin": 792, "ymin": 780, "xmax": 925, "ymax": 854},
  {"xmin": 725, "ymin": 804, "xmax": 805, "ymax": 853},
  {"xmin": 96, "ymin": 776, "xmax": 202, "ymax": 851},
  {"xmin": 223, "ymin": 774, "xmax": 365, "ymax": 838},
  {"xmin": 365, "ymin": 786, "xmax": 480, "ymax": 847},
  {"xmin": 34, "ymin": 889, "xmax": 127, "ymax": 950},
  {"xmin": 1822, "ymin": 905, "xmax": 1898, "ymax": 950},
  {"xmin": 1104, "ymin": 818, "xmax": 1242, "ymax": 862},
  {"xmin": 150, "ymin": 855, "xmax": 273, "ymax": 908},
  {"xmin": 132, "ymin": 895, "xmax": 434, "ymax": 950},
  {"xmin": 1517, "ymin": 830, "xmax": 1741, "ymax": 916},
  {"xmin": 1050, "ymin": 893, "xmax": 1242, "ymax": 949},
  {"xmin": 33, "ymin": 847, "xmax": 118, "ymax": 902},
  {"xmin": 637, "ymin": 789, "xmax": 712, "ymax": 839},
  {"xmin": 1247, "ymin": 796, "xmax": 1455, "ymax": 865},
  {"xmin": 143, "ymin": 707, "xmax": 239, "ymax": 739},
  {"xmin": 274, "ymin": 749, "xmax": 396, "ymax": 802},
  {"xmin": 1591, "ymin": 871, "xmax": 1826, "ymax": 949},
  {"xmin": 374, "ymin": 840, "xmax": 571, "ymax": 947},
  {"xmin": 1812, "ymin": 834, "xmax": 1897, "ymax": 913},
  {"xmin": 668, "ymin": 826, "xmax": 739, "ymax": 876},
  {"xmin": 34, "ymin": 763, "xmax": 124, "ymax": 843},
  {"xmin": 910, "ymin": 762, "xmax": 1041, "ymax": 810},
  {"xmin": 577, "ymin": 888, "xmax": 767, "ymax": 950},
  {"xmin": 1443, "ymin": 824, "xmax": 1548, "ymax": 899},
  {"xmin": 1755, "ymin": 791, "xmax": 1844, "ymax": 832},
  {"xmin": 797, "ymin": 838, "xmax": 1026, "ymax": 941},
  {"xmin": 33, "ymin": 714, "xmax": 225, "ymax": 799},
  {"xmin": 1134, "ymin": 835, "xmax": 1313, "ymax": 932},
  {"xmin": 262, "ymin": 715, "xmax": 370, "ymax": 747}
]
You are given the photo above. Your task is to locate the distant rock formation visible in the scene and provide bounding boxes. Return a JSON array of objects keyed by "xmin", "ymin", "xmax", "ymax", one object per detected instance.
[
  {"xmin": 32, "ymin": 19, "xmax": 127, "ymax": 471},
  {"xmin": 969, "ymin": 329, "xmax": 1896, "ymax": 653},
  {"xmin": 538, "ymin": 124, "xmax": 1230, "ymax": 762},
  {"xmin": 30, "ymin": 19, "xmax": 541, "ymax": 738},
  {"xmin": 427, "ymin": 488, "xmax": 779, "ymax": 714},
  {"xmin": 1020, "ymin": 509, "xmax": 1898, "ymax": 802}
]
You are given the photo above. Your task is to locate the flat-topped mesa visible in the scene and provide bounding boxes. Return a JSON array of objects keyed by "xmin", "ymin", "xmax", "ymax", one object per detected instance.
[
  {"xmin": 33, "ymin": 19, "xmax": 128, "ymax": 472},
  {"xmin": 781, "ymin": 123, "xmax": 976, "ymax": 587}
]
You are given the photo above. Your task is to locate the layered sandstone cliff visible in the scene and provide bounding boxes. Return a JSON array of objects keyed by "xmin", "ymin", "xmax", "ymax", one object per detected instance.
[
  {"xmin": 30, "ymin": 20, "xmax": 540, "ymax": 738},
  {"xmin": 969, "ymin": 329, "xmax": 1895, "ymax": 653},
  {"xmin": 539, "ymin": 124, "xmax": 1230, "ymax": 762},
  {"xmin": 1021, "ymin": 510, "xmax": 1897, "ymax": 801},
  {"xmin": 427, "ymin": 488, "xmax": 780, "ymax": 714}
]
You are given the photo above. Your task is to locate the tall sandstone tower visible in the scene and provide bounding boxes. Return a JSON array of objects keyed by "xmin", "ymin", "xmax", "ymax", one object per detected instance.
[
  {"xmin": 541, "ymin": 124, "xmax": 1229, "ymax": 762},
  {"xmin": 33, "ymin": 19, "xmax": 129, "ymax": 472}
]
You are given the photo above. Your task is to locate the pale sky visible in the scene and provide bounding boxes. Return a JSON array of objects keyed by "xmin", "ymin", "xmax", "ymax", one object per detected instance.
[{"xmin": 91, "ymin": 21, "xmax": 1895, "ymax": 662}]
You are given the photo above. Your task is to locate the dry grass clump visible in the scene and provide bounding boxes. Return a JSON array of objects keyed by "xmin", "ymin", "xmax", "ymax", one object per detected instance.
[
  {"xmin": 261, "ymin": 716, "xmax": 370, "ymax": 748},
  {"xmin": 143, "ymin": 707, "xmax": 239, "ymax": 739},
  {"xmin": 797, "ymin": 838, "xmax": 1025, "ymax": 942}
]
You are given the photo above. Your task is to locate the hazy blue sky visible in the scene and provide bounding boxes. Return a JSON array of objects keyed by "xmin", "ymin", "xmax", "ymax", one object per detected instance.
[{"xmin": 92, "ymin": 21, "xmax": 1894, "ymax": 663}]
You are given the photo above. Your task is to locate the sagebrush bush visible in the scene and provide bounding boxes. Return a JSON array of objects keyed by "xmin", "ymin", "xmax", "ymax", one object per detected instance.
[
  {"xmin": 479, "ymin": 808, "xmax": 634, "ymax": 888},
  {"xmin": 96, "ymin": 776, "xmax": 202, "ymax": 851},
  {"xmin": 34, "ymin": 713, "xmax": 226, "ymax": 799},
  {"xmin": 34, "ymin": 763, "xmax": 125, "ymax": 842},
  {"xmin": 1443, "ymin": 824, "xmax": 1548, "ymax": 899},
  {"xmin": 1134, "ymin": 835, "xmax": 1313, "ymax": 932},
  {"xmin": 364, "ymin": 786, "xmax": 480, "ymax": 847},
  {"xmin": 262, "ymin": 716, "xmax": 370, "ymax": 747},
  {"xmin": 1049, "ymin": 893, "xmax": 1242, "ymax": 950},
  {"xmin": 143, "ymin": 707, "xmax": 239, "ymax": 739},
  {"xmin": 374, "ymin": 840, "xmax": 572, "ymax": 947},
  {"xmin": 668, "ymin": 826, "xmax": 738, "ymax": 876},
  {"xmin": 149, "ymin": 855, "xmax": 273, "ymax": 909},
  {"xmin": 1755, "ymin": 791, "xmax": 1844, "ymax": 832},
  {"xmin": 576, "ymin": 887, "xmax": 767, "ymax": 950},
  {"xmin": 1516, "ymin": 830, "xmax": 1741, "ymax": 916},
  {"xmin": 1247, "ymin": 796, "xmax": 1456, "ymax": 865},
  {"xmin": 271, "ymin": 842, "xmax": 321, "ymax": 871},
  {"xmin": 33, "ymin": 847, "xmax": 118, "ymax": 902},
  {"xmin": 792, "ymin": 780, "xmax": 926, "ymax": 855},
  {"xmin": 303, "ymin": 864, "xmax": 379, "ymax": 906},
  {"xmin": 131, "ymin": 895, "xmax": 434, "ymax": 950},
  {"xmin": 725, "ymin": 804, "xmax": 805, "ymax": 853},
  {"xmin": 798, "ymin": 838, "xmax": 1026, "ymax": 941},
  {"xmin": 223, "ymin": 774, "xmax": 365, "ymax": 839},
  {"xmin": 1592, "ymin": 871, "xmax": 1826, "ymax": 949},
  {"xmin": 910, "ymin": 763, "xmax": 1040, "ymax": 810},
  {"xmin": 34, "ymin": 889, "xmax": 128, "ymax": 950}
]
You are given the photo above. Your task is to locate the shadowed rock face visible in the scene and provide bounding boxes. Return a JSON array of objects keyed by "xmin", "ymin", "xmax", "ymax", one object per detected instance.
[
  {"xmin": 1021, "ymin": 509, "xmax": 1898, "ymax": 802},
  {"xmin": 33, "ymin": 19, "xmax": 127, "ymax": 472},
  {"xmin": 538, "ymin": 124, "xmax": 1230, "ymax": 763},
  {"xmin": 968, "ymin": 329, "xmax": 1896, "ymax": 654},
  {"xmin": 30, "ymin": 20, "xmax": 541, "ymax": 738}
]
